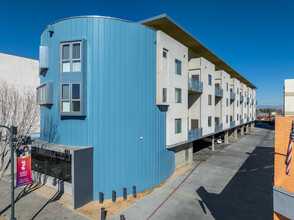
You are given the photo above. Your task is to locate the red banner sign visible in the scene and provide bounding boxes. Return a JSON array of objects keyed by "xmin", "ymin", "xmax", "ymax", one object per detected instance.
[{"xmin": 16, "ymin": 145, "xmax": 31, "ymax": 187}]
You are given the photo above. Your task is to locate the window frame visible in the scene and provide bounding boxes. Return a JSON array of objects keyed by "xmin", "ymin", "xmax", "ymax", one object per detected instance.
[
  {"xmin": 162, "ymin": 88, "xmax": 167, "ymax": 103},
  {"xmin": 175, "ymin": 59, "xmax": 182, "ymax": 75},
  {"xmin": 208, "ymin": 95, "xmax": 212, "ymax": 105},
  {"xmin": 208, "ymin": 74, "xmax": 212, "ymax": 85},
  {"xmin": 175, "ymin": 118, "xmax": 182, "ymax": 134},
  {"xmin": 60, "ymin": 82, "xmax": 82, "ymax": 113},
  {"xmin": 60, "ymin": 41, "xmax": 82, "ymax": 73},
  {"xmin": 175, "ymin": 88, "xmax": 182, "ymax": 103}
]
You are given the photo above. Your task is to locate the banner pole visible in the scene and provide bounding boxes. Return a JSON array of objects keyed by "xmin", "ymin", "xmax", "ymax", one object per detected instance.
[{"xmin": 10, "ymin": 126, "xmax": 16, "ymax": 220}]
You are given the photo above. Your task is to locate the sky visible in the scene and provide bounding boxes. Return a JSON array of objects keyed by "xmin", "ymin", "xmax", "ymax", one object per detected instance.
[{"xmin": 0, "ymin": 0, "xmax": 293, "ymax": 106}]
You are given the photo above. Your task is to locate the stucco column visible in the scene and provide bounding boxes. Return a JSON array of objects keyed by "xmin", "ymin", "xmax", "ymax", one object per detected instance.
[
  {"xmin": 240, "ymin": 126, "xmax": 244, "ymax": 135},
  {"xmin": 211, "ymin": 135, "xmax": 215, "ymax": 151},
  {"xmin": 233, "ymin": 128, "xmax": 238, "ymax": 139},
  {"xmin": 224, "ymin": 130, "xmax": 229, "ymax": 144},
  {"xmin": 245, "ymin": 124, "xmax": 250, "ymax": 133}
]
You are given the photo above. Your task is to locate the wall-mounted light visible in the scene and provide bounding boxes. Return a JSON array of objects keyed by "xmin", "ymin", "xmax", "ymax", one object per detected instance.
[{"xmin": 140, "ymin": 136, "xmax": 143, "ymax": 140}]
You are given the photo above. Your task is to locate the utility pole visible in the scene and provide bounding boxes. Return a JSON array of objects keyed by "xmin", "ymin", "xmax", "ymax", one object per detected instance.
[{"xmin": 0, "ymin": 125, "xmax": 17, "ymax": 220}]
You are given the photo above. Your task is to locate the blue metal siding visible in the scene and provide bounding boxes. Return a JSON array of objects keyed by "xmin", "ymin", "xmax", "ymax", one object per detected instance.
[{"xmin": 40, "ymin": 17, "xmax": 175, "ymax": 200}]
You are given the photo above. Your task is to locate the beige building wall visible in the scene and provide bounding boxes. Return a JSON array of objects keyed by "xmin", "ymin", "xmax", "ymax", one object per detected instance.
[
  {"xmin": 0, "ymin": 53, "xmax": 39, "ymax": 90},
  {"xmin": 284, "ymin": 79, "xmax": 294, "ymax": 116}
]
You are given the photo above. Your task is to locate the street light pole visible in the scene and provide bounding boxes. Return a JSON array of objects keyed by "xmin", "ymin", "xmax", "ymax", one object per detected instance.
[{"xmin": 0, "ymin": 125, "xmax": 17, "ymax": 220}]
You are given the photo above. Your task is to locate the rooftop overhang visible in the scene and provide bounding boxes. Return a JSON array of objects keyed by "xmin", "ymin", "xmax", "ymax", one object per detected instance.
[{"xmin": 139, "ymin": 14, "xmax": 257, "ymax": 89}]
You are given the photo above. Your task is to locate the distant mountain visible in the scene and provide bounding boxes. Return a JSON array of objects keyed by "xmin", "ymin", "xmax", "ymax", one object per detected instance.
[{"xmin": 257, "ymin": 104, "xmax": 283, "ymax": 110}]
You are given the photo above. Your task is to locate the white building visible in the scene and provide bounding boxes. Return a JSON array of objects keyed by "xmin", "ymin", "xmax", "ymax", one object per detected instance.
[
  {"xmin": 141, "ymin": 14, "xmax": 257, "ymax": 168},
  {"xmin": 284, "ymin": 79, "xmax": 294, "ymax": 116},
  {"xmin": 0, "ymin": 53, "xmax": 39, "ymax": 89}
]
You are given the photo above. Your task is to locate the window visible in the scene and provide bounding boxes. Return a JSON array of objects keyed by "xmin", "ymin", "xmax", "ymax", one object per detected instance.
[
  {"xmin": 237, "ymin": 88, "xmax": 239, "ymax": 94},
  {"xmin": 175, "ymin": 59, "xmax": 182, "ymax": 75},
  {"xmin": 208, "ymin": 116, "xmax": 212, "ymax": 127},
  {"xmin": 208, "ymin": 74, "xmax": 212, "ymax": 85},
  {"xmin": 226, "ymin": 83, "xmax": 228, "ymax": 91},
  {"xmin": 226, "ymin": 115, "xmax": 228, "ymax": 123},
  {"xmin": 175, "ymin": 88, "xmax": 182, "ymax": 103},
  {"xmin": 208, "ymin": 95, "xmax": 212, "ymax": 105},
  {"xmin": 162, "ymin": 88, "xmax": 167, "ymax": 103},
  {"xmin": 237, "ymin": 114, "xmax": 239, "ymax": 120},
  {"xmin": 175, "ymin": 119, "xmax": 182, "ymax": 134},
  {"xmin": 61, "ymin": 83, "xmax": 81, "ymax": 113},
  {"xmin": 37, "ymin": 84, "xmax": 46, "ymax": 104},
  {"xmin": 226, "ymin": 98, "xmax": 228, "ymax": 107},
  {"xmin": 163, "ymin": 50, "xmax": 167, "ymax": 58},
  {"xmin": 237, "ymin": 101, "xmax": 239, "ymax": 107},
  {"xmin": 36, "ymin": 82, "xmax": 53, "ymax": 105},
  {"xmin": 61, "ymin": 42, "xmax": 81, "ymax": 73}
]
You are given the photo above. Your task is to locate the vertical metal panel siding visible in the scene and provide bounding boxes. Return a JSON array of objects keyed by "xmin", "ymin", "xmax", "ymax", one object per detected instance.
[{"xmin": 40, "ymin": 17, "xmax": 175, "ymax": 200}]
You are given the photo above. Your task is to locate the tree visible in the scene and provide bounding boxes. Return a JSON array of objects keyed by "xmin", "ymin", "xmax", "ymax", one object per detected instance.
[{"xmin": 0, "ymin": 80, "xmax": 39, "ymax": 180}]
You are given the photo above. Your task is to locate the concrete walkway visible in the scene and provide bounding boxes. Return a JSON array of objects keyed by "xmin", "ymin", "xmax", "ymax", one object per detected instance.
[
  {"xmin": 0, "ymin": 179, "xmax": 90, "ymax": 220},
  {"xmin": 111, "ymin": 127, "xmax": 274, "ymax": 220}
]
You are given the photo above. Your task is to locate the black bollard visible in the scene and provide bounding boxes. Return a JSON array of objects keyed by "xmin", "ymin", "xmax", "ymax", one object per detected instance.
[
  {"xmin": 99, "ymin": 192, "xmax": 104, "ymax": 204},
  {"xmin": 120, "ymin": 214, "xmax": 125, "ymax": 220},
  {"xmin": 123, "ymin": 188, "xmax": 127, "ymax": 200},
  {"xmin": 101, "ymin": 207, "xmax": 106, "ymax": 220},
  {"xmin": 133, "ymin": 186, "xmax": 136, "ymax": 198},
  {"xmin": 112, "ymin": 190, "xmax": 116, "ymax": 202}
]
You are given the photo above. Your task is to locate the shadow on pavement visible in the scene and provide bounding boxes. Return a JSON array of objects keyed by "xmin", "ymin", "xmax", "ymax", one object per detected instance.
[{"xmin": 196, "ymin": 146, "xmax": 274, "ymax": 220}]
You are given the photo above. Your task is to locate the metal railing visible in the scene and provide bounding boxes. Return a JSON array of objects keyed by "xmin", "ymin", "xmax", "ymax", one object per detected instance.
[
  {"xmin": 188, "ymin": 128, "xmax": 203, "ymax": 142},
  {"xmin": 188, "ymin": 78, "xmax": 203, "ymax": 93},
  {"xmin": 215, "ymin": 87, "xmax": 223, "ymax": 97},
  {"xmin": 230, "ymin": 121, "xmax": 235, "ymax": 128},
  {"xmin": 240, "ymin": 95, "xmax": 244, "ymax": 102},
  {"xmin": 247, "ymin": 117, "xmax": 249, "ymax": 122},
  {"xmin": 215, "ymin": 123, "xmax": 223, "ymax": 133},
  {"xmin": 240, "ymin": 119, "xmax": 244, "ymax": 124},
  {"xmin": 230, "ymin": 92, "xmax": 235, "ymax": 100}
]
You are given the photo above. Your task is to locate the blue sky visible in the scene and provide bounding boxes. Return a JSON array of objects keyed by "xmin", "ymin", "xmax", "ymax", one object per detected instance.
[{"xmin": 0, "ymin": 0, "xmax": 293, "ymax": 105}]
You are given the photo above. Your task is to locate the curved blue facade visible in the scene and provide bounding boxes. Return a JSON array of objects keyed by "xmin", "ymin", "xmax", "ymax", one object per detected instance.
[{"xmin": 40, "ymin": 17, "xmax": 175, "ymax": 199}]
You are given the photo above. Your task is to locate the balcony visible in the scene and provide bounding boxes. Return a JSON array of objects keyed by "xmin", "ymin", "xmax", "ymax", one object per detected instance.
[
  {"xmin": 230, "ymin": 121, "xmax": 235, "ymax": 128},
  {"xmin": 215, "ymin": 123, "xmax": 223, "ymax": 133},
  {"xmin": 215, "ymin": 87, "xmax": 223, "ymax": 97},
  {"xmin": 247, "ymin": 97, "xmax": 250, "ymax": 103},
  {"xmin": 188, "ymin": 78, "xmax": 203, "ymax": 93},
  {"xmin": 240, "ymin": 95, "xmax": 244, "ymax": 102},
  {"xmin": 230, "ymin": 92, "xmax": 235, "ymax": 100},
  {"xmin": 247, "ymin": 117, "xmax": 249, "ymax": 122},
  {"xmin": 240, "ymin": 119, "xmax": 243, "ymax": 124},
  {"xmin": 188, "ymin": 128, "xmax": 203, "ymax": 142}
]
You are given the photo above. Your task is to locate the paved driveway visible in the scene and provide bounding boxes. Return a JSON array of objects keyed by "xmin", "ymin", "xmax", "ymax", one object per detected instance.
[{"xmin": 111, "ymin": 127, "xmax": 274, "ymax": 220}]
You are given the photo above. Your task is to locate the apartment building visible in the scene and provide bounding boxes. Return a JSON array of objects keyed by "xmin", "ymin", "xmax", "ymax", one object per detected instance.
[{"xmin": 35, "ymin": 14, "xmax": 256, "ymax": 207}]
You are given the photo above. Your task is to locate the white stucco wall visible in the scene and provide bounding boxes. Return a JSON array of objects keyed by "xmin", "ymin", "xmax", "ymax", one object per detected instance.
[
  {"xmin": 0, "ymin": 53, "xmax": 39, "ymax": 90},
  {"xmin": 157, "ymin": 31, "xmax": 188, "ymax": 146},
  {"xmin": 284, "ymin": 79, "xmax": 294, "ymax": 116}
]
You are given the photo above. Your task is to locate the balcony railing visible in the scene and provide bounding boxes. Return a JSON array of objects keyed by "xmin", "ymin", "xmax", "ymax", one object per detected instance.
[
  {"xmin": 215, "ymin": 87, "xmax": 223, "ymax": 97},
  {"xmin": 188, "ymin": 128, "xmax": 203, "ymax": 142},
  {"xmin": 215, "ymin": 123, "xmax": 223, "ymax": 133},
  {"xmin": 247, "ymin": 97, "xmax": 250, "ymax": 103},
  {"xmin": 247, "ymin": 117, "xmax": 249, "ymax": 122},
  {"xmin": 240, "ymin": 119, "xmax": 244, "ymax": 124},
  {"xmin": 230, "ymin": 121, "xmax": 235, "ymax": 128},
  {"xmin": 230, "ymin": 92, "xmax": 235, "ymax": 100},
  {"xmin": 188, "ymin": 78, "xmax": 203, "ymax": 93},
  {"xmin": 240, "ymin": 95, "xmax": 244, "ymax": 102}
]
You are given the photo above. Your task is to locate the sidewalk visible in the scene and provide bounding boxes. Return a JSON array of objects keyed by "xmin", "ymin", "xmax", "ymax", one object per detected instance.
[
  {"xmin": 110, "ymin": 127, "xmax": 274, "ymax": 220},
  {"xmin": 0, "ymin": 179, "xmax": 90, "ymax": 220}
]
